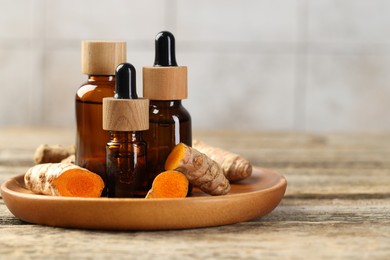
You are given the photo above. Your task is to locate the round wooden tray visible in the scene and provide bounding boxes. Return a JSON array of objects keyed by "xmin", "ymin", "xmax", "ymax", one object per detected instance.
[{"xmin": 1, "ymin": 166, "xmax": 287, "ymax": 230}]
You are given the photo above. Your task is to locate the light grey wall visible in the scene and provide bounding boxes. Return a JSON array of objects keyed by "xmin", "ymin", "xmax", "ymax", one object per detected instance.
[{"xmin": 1, "ymin": 0, "xmax": 390, "ymax": 132}]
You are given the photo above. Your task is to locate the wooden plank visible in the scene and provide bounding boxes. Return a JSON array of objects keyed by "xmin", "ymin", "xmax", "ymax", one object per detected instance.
[
  {"xmin": 281, "ymin": 168, "xmax": 390, "ymax": 196},
  {"xmin": 0, "ymin": 127, "xmax": 75, "ymax": 150},
  {"xmin": 1, "ymin": 198, "xmax": 389, "ymax": 259},
  {"xmin": 2, "ymin": 127, "xmax": 390, "ymax": 151}
]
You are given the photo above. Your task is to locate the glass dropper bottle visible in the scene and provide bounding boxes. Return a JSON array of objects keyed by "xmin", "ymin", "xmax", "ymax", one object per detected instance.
[
  {"xmin": 103, "ymin": 63, "xmax": 149, "ymax": 198},
  {"xmin": 76, "ymin": 41, "xmax": 126, "ymax": 196},
  {"xmin": 142, "ymin": 31, "xmax": 192, "ymax": 189}
]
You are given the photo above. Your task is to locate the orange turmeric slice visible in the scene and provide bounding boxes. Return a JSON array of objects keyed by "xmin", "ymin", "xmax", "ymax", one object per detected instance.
[{"xmin": 145, "ymin": 170, "xmax": 189, "ymax": 199}]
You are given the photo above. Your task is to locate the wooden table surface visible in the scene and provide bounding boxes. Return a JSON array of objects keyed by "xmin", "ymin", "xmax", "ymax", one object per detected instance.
[{"xmin": 1, "ymin": 127, "xmax": 389, "ymax": 259}]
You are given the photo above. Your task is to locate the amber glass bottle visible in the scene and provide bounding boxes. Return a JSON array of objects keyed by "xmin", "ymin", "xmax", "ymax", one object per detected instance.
[
  {"xmin": 103, "ymin": 63, "xmax": 149, "ymax": 198},
  {"xmin": 143, "ymin": 31, "xmax": 192, "ymax": 188},
  {"xmin": 76, "ymin": 41, "xmax": 126, "ymax": 195},
  {"xmin": 145, "ymin": 100, "xmax": 191, "ymax": 181},
  {"xmin": 106, "ymin": 132, "xmax": 147, "ymax": 198}
]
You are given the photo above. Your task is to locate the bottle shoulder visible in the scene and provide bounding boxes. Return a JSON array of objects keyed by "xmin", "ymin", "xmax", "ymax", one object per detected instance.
[
  {"xmin": 149, "ymin": 101, "xmax": 191, "ymax": 121},
  {"xmin": 76, "ymin": 81, "xmax": 115, "ymax": 102}
]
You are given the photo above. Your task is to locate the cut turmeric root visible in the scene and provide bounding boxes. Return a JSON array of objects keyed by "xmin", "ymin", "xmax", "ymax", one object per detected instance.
[
  {"xmin": 145, "ymin": 170, "xmax": 189, "ymax": 199},
  {"xmin": 24, "ymin": 163, "xmax": 104, "ymax": 197},
  {"xmin": 193, "ymin": 140, "xmax": 252, "ymax": 182},
  {"xmin": 165, "ymin": 143, "xmax": 230, "ymax": 196}
]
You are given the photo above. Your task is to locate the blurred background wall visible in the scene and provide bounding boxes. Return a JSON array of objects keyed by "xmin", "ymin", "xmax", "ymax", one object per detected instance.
[{"xmin": 1, "ymin": 0, "xmax": 390, "ymax": 132}]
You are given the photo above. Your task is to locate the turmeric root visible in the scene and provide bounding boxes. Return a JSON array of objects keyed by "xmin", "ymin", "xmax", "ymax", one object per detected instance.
[
  {"xmin": 24, "ymin": 163, "xmax": 104, "ymax": 197},
  {"xmin": 34, "ymin": 144, "xmax": 75, "ymax": 164},
  {"xmin": 145, "ymin": 170, "xmax": 189, "ymax": 199},
  {"xmin": 193, "ymin": 140, "xmax": 252, "ymax": 182},
  {"xmin": 61, "ymin": 154, "xmax": 75, "ymax": 164},
  {"xmin": 165, "ymin": 143, "xmax": 230, "ymax": 196}
]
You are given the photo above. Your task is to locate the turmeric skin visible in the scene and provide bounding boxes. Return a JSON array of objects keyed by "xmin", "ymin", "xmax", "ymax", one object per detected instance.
[
  {"xmin": 193, "ymin": 140, "xmax": 252, "ymax": 182},
  {"xmin": 61, "ymin": 154, "xmax": 75, "ymax": 164},
  {"xmin": 145, "ymin": 170, "xmax": 189, "ymax": 199},
  {"xmin": 34, "ymin": 144, "xmax": 75, "ymax": 164},
  {"xmin": 24, "ymin": 163, "xmax": 104, "ymax": 197},
  {"xmin": 165, "ymin": 143, "xmax": 230, "ymax": 196}
]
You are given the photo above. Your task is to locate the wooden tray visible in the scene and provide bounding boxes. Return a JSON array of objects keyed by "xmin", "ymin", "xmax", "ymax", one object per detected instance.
[{"xmin": 1, "ymin": 166, "xmax": 287, "ymax": 230}]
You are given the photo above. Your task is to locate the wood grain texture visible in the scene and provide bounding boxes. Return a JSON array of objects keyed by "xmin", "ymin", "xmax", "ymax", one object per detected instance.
[
  {"xmin": 143, "ymin": 66, "xmax": 188, "ymax": 100},
  {"xmin": 81, "ymin": 41, "xmax": 126, "ymax": 75},
  {"xmin": 103, "ymin": 98, "xmax": 149, "ymax": 131},
  {"xmin": 1, "ymin": 128, "xmax": 390, "ymax": 259},
  {"xmin": 0, "ymin": 198, "xmax": 389, "ymax": 259}
]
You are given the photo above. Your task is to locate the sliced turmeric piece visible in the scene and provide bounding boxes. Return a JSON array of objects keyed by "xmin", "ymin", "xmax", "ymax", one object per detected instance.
[
  {"xmin": 165, "ymin": 143, "xmax": 230, "ymax": 196},
  {"xmin": 193, "ymin": 140, "xmax": 252, "ymax": 182},
  {"xmin": 145, "ymin": 170, "xmax": 189, "ymax": 199},
  {"xmin": 24, "ymin": 163, "xmax": 104, "ymax": 198}
]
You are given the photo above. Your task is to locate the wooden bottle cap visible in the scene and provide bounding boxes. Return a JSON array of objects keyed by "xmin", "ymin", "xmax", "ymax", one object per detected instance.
[
  {"xmin": 81, "ymin": 41, "xmax": 126, "ymax": 75},
  {"xmin": 102, "ymin": 98, "xmax": 149, "ymax": 131},
  {"xmin": 142, "ymin": 66, "xmax": 187, "ymax": 100}
]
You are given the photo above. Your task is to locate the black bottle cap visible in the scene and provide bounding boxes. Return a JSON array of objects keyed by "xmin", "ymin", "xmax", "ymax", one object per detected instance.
[
  {"xmin": 115, "ymin": 63, "xmax": 138, "ymax": 99},
  {"xmin": 153, "ymin": 31, "xmax": 178, "ymax": 67}
]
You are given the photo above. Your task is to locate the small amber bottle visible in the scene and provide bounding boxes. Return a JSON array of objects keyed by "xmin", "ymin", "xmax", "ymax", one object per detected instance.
[
  {"xmin": 76, "ymin": 41, "xmax": 126, "ymax": 195},
  {"xmin": 103, "ymin": 63, "xmax": 149, "ymax": 198},
  {"xmin": 143, "ymin": 31, "xmax": 192, "ymax": 188}
]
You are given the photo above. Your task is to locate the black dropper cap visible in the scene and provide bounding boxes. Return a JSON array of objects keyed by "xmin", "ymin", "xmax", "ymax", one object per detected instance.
[
  {"xmin": 153, "ymin": 31, "xmax": 178, "ymax": 67},
  {"xmin": 114, "ymin": 63, "xmax": 138, "ymax": 99}
]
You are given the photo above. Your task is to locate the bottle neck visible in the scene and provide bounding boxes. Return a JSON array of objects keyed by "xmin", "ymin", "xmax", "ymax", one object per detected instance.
[
  {"xmin": 109, "ymin": 131, "xmax": 143, "ymax": 142},
  {"xmin": 87, "ymin": 75, "xmax": 115, "ymax": 82}
]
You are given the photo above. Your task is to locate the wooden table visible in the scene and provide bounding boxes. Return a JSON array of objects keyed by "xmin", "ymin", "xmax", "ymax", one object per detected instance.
[{"xmin": 1, "ymin": 128, "xmax": 389, "ymax": 259}]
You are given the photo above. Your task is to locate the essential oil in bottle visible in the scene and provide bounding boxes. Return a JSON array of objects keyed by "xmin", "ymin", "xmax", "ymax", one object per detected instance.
[
  {"xmin": 103, "ymin": 63, "xmax": 149, "ymax": 198},
  {"xmin": 142, "ymin": 31, "xmax": 192, "ymax": 189},
  {"xmin": 76, "ymin": 41, "xmax": 126, "ymax": 195}
]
